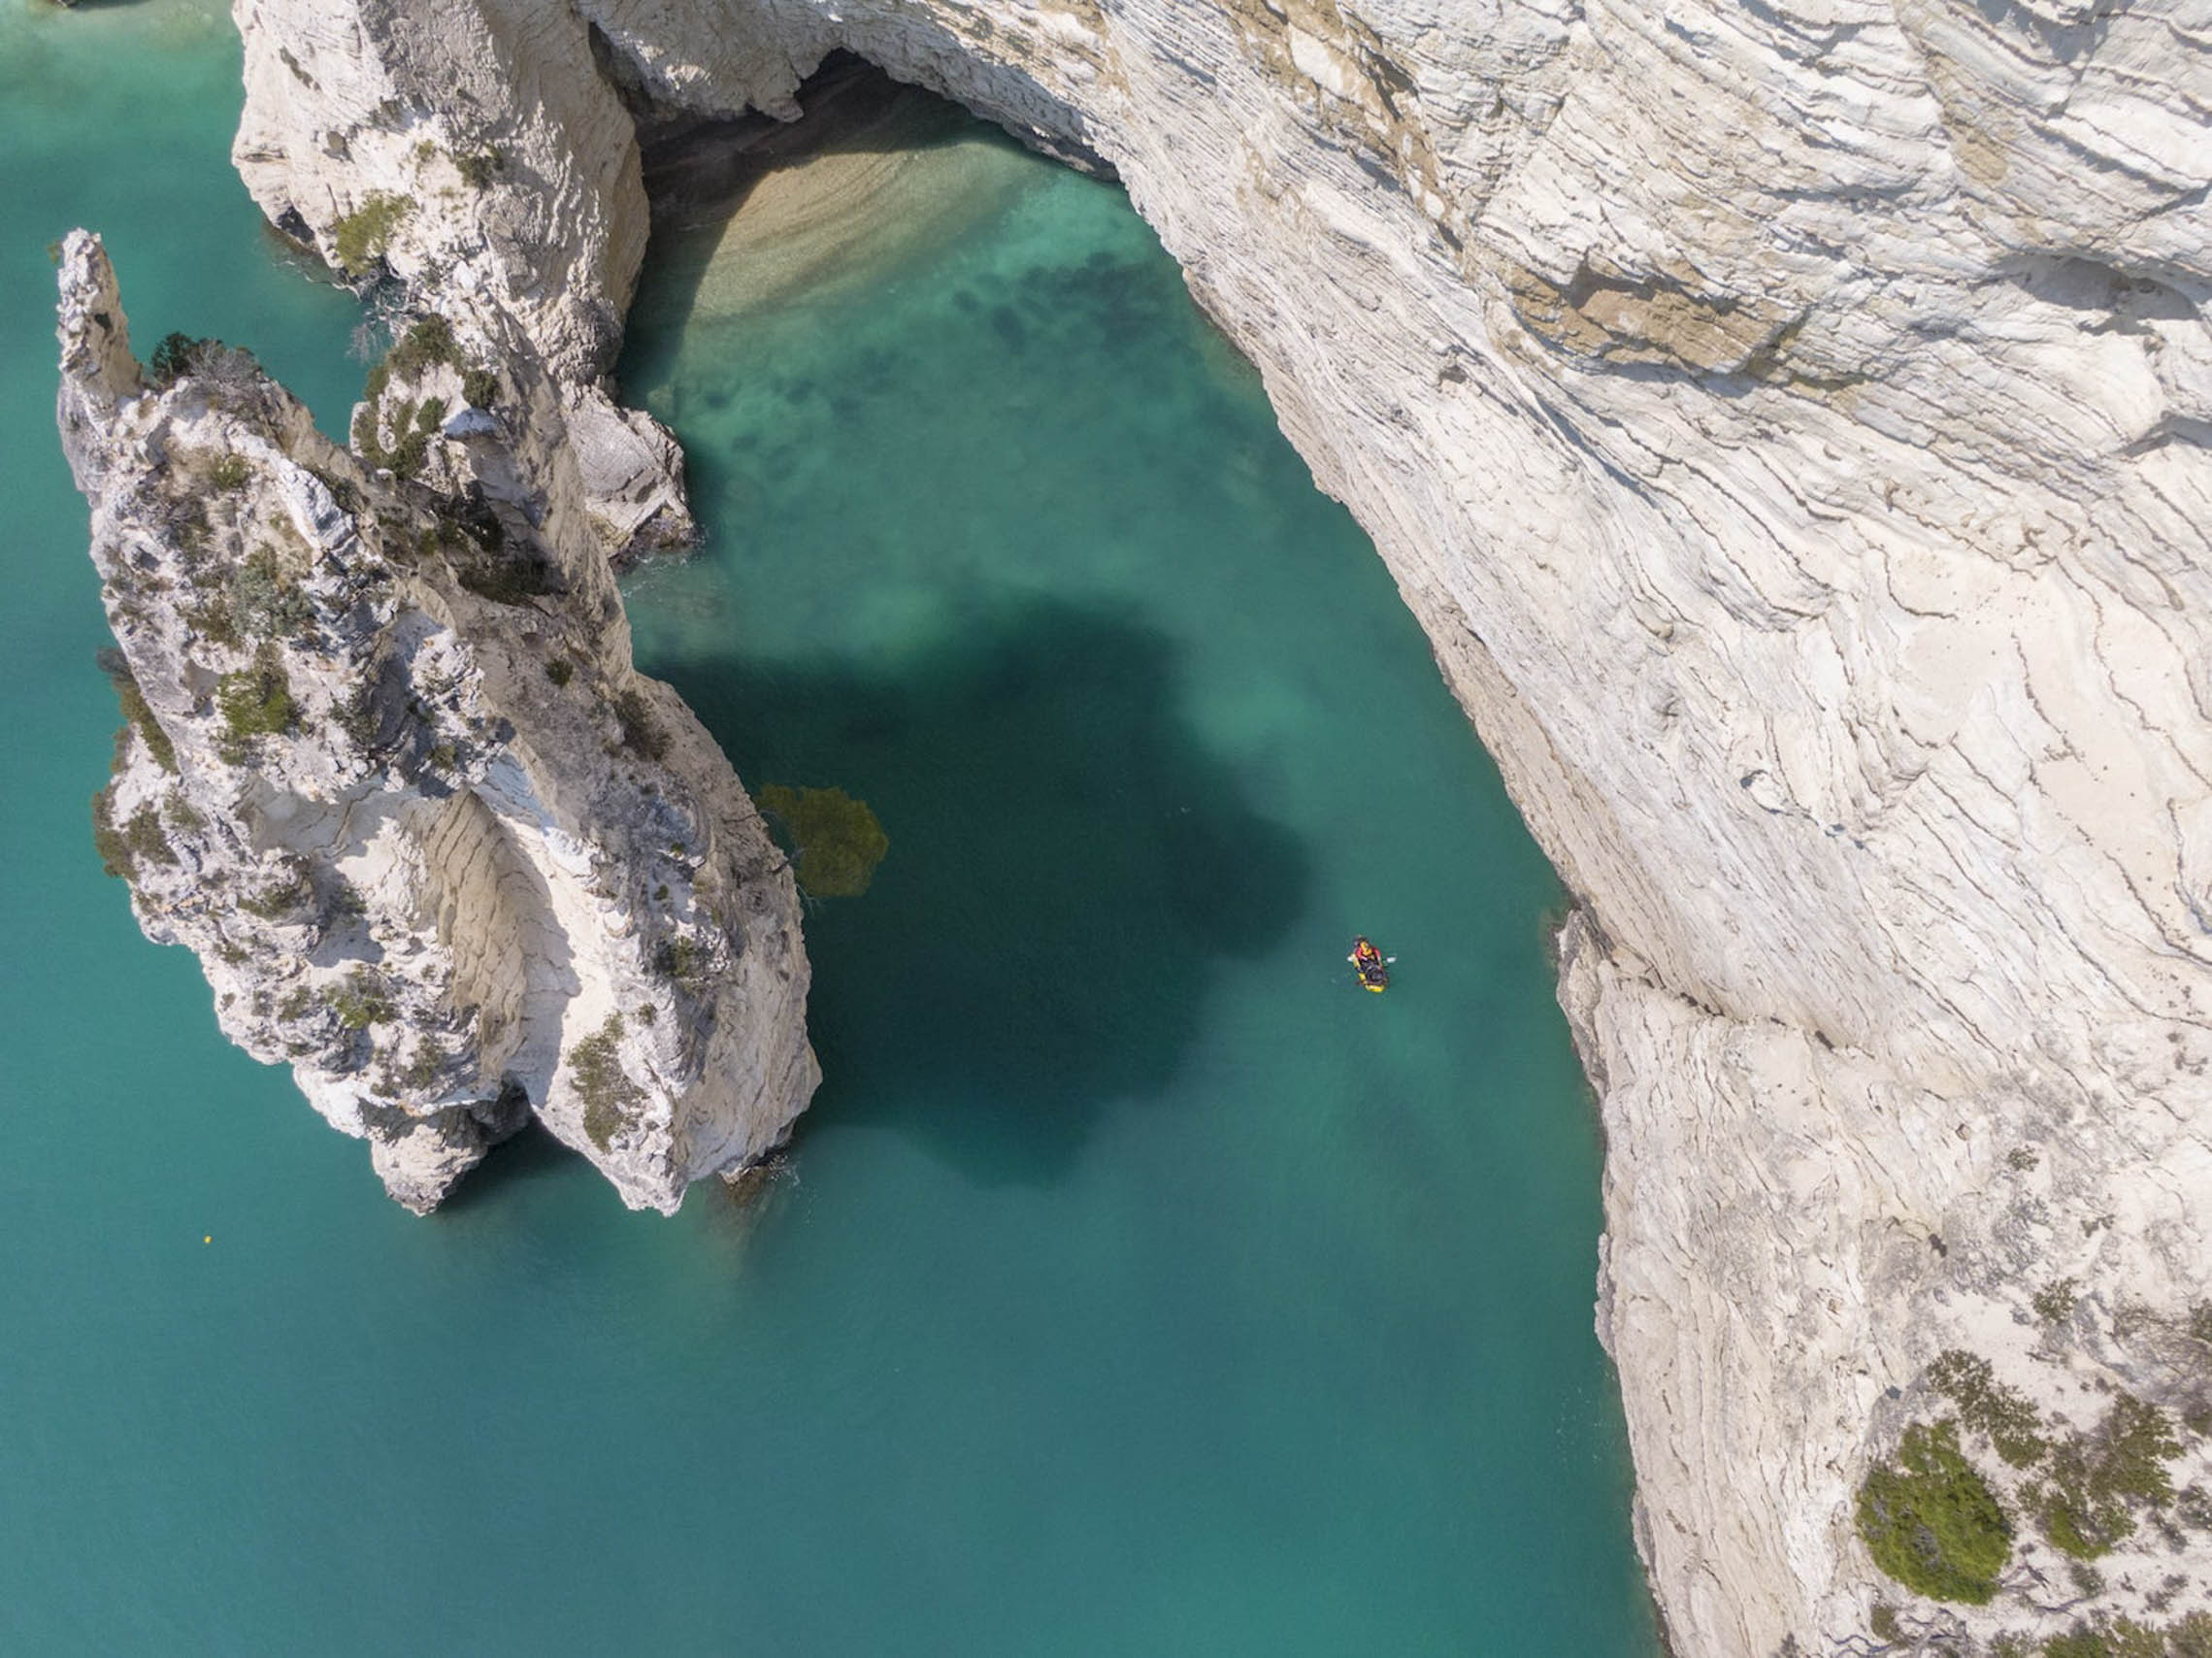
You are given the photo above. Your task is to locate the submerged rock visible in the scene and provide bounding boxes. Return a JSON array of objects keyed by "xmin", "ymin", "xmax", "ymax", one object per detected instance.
[{"xmin": 56, "ymin": 229, "xmax": 816, "ymax": 1212}]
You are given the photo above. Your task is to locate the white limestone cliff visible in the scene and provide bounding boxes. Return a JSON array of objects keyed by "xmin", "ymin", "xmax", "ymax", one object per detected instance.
[
  {"xmin": 57, "ymin": 228, "xmax": 816, "ymax": 1214},
  {"xmin": 108, "ymin": 0, "xmax": 2212, "ymax": 1647}
]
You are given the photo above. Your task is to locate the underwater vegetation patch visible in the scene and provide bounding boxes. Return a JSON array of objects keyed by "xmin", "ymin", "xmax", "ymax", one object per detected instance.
[{"xmin": 754, "ymin": 784, "xmax": 889, "ymax": 898}]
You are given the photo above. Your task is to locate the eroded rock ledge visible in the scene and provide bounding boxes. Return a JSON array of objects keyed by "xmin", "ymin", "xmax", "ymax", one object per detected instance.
[
  {"xmin": 57, "ymin": 229, "xmax": 815, "ymax": 1213},
  {"xmin": 57, "ymin": 0, "xmax": 2212, "ymax": 1647}
]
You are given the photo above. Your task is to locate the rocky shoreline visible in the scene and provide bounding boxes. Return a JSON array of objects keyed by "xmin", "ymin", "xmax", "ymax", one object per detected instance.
[{"xmin": 54, "ymin": 0, "xmax": 2212, "ymax": 1648}]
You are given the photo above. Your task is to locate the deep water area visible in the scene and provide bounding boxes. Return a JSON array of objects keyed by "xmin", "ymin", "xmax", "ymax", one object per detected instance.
[{"xmin": 0, "ymin": 10, "xmax": 1657, "ymax": 1652}]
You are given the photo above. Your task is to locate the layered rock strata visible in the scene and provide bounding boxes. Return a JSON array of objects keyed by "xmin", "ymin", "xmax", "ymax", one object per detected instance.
[
  {"xmin": 62, "ymin": 0, "xmax": 2212, "ymax": 1647},
  {"xmin": 58, "ymin": 229, "xmax": 816, "ymax": 1213}
]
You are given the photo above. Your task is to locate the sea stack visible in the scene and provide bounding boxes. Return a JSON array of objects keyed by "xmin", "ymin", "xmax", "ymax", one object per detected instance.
[{"xmin": 56, "ymin": 229, "xmax": 816, "ymax": 1212}]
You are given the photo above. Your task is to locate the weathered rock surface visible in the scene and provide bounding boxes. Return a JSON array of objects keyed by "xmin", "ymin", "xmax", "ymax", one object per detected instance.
[
  {"xmin": 151, "ymin": 0, "xmax": 2212, "ymax": 1647},
  {"xmin": 58, "ymin": 228, "xmax": 816, "ymax": 1213}
]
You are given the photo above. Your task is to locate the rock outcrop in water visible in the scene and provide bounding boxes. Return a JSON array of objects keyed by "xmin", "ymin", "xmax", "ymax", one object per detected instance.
[
  {"xmin": 56, "ymin": 229, "xmax": 816, "ymax": 1213},
  {"xmin": 54, "ymin": 0, "xmax": 2212, "ymax": 1646}
]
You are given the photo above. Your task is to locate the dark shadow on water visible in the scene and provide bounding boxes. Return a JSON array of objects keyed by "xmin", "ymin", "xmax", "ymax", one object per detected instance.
[
  {"xmin": 648, "ymin": 598, "xmax": 1311, "ymax": 1185},
  {"xmin": 435, "ymin": 1120, "xmax": 579, "ymax": 1215}
]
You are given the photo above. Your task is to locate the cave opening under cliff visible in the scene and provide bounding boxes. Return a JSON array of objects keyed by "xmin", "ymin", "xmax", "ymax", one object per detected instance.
[{"xmin": 621, "ymin": 52, "xmax": 1114, "ymax": 356}]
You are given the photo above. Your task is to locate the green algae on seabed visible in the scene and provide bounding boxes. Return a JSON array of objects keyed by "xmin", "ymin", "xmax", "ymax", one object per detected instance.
[
  {"xmin": 0, "ymin": 10, "xmax": 1660, "ymax": 1653},
  {"xmin": 755, "ymin": 783, "xmax": 891, "ymax": 897}
]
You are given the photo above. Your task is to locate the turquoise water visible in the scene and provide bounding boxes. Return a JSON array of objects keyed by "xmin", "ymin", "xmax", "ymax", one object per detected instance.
[{"xmin": 0, "ymin": 8, "xmax": 1656, "ymax": 1652}]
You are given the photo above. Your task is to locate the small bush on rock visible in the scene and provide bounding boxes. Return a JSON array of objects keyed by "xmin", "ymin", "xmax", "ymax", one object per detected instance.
[
  {"xmin": 323, "ymin": 969, "xmax": 394, "ymax": 1032},
  {"xmin": 2030, "ymin": 1395, "xmax": 2183, "ymax": 1559},
  {"xmin": 330, "ymin": 192, "xmax": 413, "ymax": 277},
  {"xmin": 454, "ymin": 146, "xmax": 506, "ymax": 188},
  {"xmin": 2035, "ymin": 1277, "xmax": 2082, "ymax": 1327},
  {"xmin": 1856, "ymin": 1419, "xmax": 2011, "ymax": 1603},
  {"xmin": 570, "ymin": 1012, "xmax": 644, "ymax": 1152},
  {"xmin": 216, "ymin": 646, "xmax": 299, "ymax": 760},
  {"xmin": 231, "ymin": 545, "xmax": 314, "ymax": 640},
  {"xmin": 755, "ymin": 784, "xmax": 889, "ymax": 899},
  {"xmin": 90, "ymin": 786, "xmax": 169, "ymax": 881},
  {"xmin": 148, "ymin": 331, "xmax": 205, "ymax": 388},
  {"xmin": 1930, "ymin": 1350, "xmax": 2049, "ymax": 1468},
  {"xmin": 146, "ymin": 333, "xmax": 263, "ymax": 401},
  {"xmin": 383, "ymin": 315, "xmax": 460, "ymax": 379},
  {"xmin": 652, "ymin": 936, "xmax": 710, "ymax": 991},
  {"xmin": 96, "ymin": 647, "xmax": 177, "ymax": 773},
  {"xmin": 612, "ymin": 687, "xmax": 667, "ymax": 762}
]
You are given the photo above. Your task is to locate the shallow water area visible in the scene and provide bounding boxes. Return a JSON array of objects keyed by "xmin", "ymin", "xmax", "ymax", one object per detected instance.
[
  {"xmin": 0, "ymin": 14, "xmax": 1658, "ymax": 1653},
  {"xmin": 640, "ymin": 65, "xmax": 1043, "ymax": 325}
]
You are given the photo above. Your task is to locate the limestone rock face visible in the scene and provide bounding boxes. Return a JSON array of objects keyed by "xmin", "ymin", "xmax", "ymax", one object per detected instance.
[
  {"xmin": 209, "ymin": 0, "xmax": 2212, "ymax": 1649},
  {"xmin": 230, "ymin": 0, "xmax": 694, "ymax": 560},
  {"xmin": 58, "ymin": 229, "xmax": 816, "ymax": 1213}
]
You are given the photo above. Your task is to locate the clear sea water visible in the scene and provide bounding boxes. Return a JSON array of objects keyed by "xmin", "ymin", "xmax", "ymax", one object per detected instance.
[{"xmin": 0, "ymin": 6, "xmax": 1657, "ymax": 1652}]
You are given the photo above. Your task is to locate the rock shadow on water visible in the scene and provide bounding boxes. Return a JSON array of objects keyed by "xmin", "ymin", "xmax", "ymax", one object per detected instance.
[
  {"xmin": 652, "ymin": 599, "xmax": 1311, "ymax": 1185},
  {"xmin": 432, "ymin": 1119, "xmax": 579, "ymax": 1215}
]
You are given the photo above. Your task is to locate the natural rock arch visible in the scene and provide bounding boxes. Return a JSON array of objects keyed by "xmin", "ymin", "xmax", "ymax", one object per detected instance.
[{"xmin": 134, "ymin": 1, "xmax": 2212, "ymax": 1647}]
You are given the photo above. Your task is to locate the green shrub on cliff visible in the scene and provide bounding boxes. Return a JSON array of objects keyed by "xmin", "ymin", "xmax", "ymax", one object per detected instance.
[
  {"xmin": 384, "ymin": 315, "xmax": 461, "ymax": 379},
  {"xmin": 147, "ymin": 333, "xmax": 262, "ymax": 400},
  {"xmin": 96, "ymin": 647, "xmax": 176, "ymax": 774},
  {"xmin": 2030, "ymin": 1395, "xmax": 2182, "ymax": 1560},
  {"xmin": 454, "ymin": 146, "xmax": 506, "ymax": 188},
  {"xmin": 1856, "ymin": 1419, "xmax": 2011, "ymax": 1603},
  {"xmin": 570, "ymin": 1013, "xmax": 644, "ymax": 1152},
  {"xmin": 2034, "ymin": 1277, "xmax": 2082, "ymax": 1327},
  {"xmin": 232, "ymin": 545, "xmax": 314, "ymax": 640},
  {"xmin": 461, "ymin": 366, "xmax": 500, "ymax": 410},
  {"xmin": 1929, "ymin": 1350, "xmax": 2048, "ymax": 1469},
  {"xmin": 652, "ymin": 936, "xmax": 710, "ymax": 991},
  {"xmin": 612, "ymin": 687, "xmax": 667, "ymax": 762},
  {"xmin": 353, "ymin": 394, "xmax": 432, "ymax": 480},
  {"xmin": 216, "ymin": 646, "xmax": 299, "ymax": 761},
  {"xmin": 90, "ymin": 787, "xmax": 171, "ymax": 882},
  {"xmin": 330, "ymin": 192, "xmax": 413, "ymax": 277},
  {"xmin": 148, "ymin": 331, "xmax": 206, "ymax": 388},
  {"xmin": 323, "ymin": 969, "xmax": 394, "ymax": 1032},
  {"xmin": 2044, "ymin": 1612, "xmax": 2212, "ymax": 1657}
]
